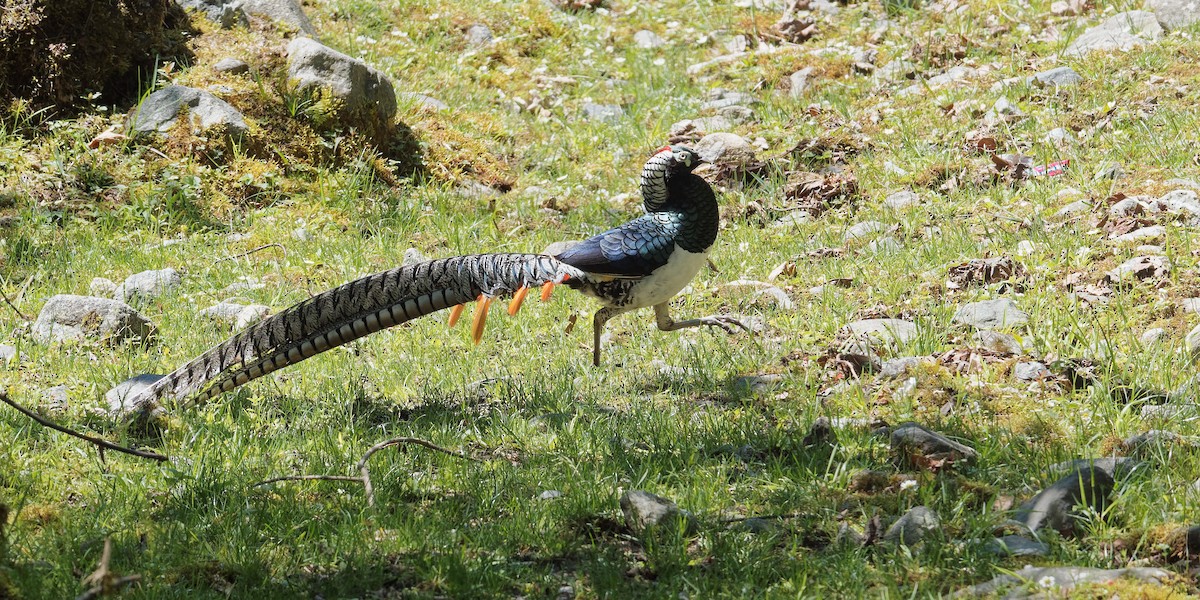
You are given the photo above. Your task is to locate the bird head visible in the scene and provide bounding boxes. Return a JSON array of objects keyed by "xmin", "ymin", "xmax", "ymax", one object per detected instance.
[{"xmin": 655, "ymin": 144, "xmax": 703, "ymax": 174}]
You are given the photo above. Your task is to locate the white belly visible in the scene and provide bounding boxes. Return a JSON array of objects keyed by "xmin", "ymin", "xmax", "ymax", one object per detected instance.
[{"xmin": 626, "ymin": 247, "xmax": 710, "ymax": 308}]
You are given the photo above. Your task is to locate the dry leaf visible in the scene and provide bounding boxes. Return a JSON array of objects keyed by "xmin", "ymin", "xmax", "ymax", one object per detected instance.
[{"xmin": 87, "ymin": 130, "xmax": 127, "ymax": 149}]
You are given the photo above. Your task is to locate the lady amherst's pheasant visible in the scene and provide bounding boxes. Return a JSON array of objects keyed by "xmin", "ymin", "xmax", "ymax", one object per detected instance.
[{"xmin": 120, "ymin": 145, "xmax": 746, "ymax": 416}]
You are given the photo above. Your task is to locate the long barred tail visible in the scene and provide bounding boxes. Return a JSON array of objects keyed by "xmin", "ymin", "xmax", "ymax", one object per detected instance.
[{"xmin": 124, "ymin": 253, "xmax": 581, "ymax": 413}]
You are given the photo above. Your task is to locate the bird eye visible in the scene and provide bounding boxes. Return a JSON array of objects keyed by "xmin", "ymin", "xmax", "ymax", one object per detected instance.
[{"xmin": 674, "ymin": 150, "xmax": 692, "ymax": 166}]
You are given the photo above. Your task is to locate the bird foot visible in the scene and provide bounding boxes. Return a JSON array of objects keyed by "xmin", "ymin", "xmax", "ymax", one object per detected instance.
[{"xmin": 698, "ymin": 315, "xmax": 751, "ymax": 335}]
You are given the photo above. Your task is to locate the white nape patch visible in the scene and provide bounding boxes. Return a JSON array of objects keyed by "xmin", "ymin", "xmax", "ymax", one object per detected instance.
[{"xmin": 626, "ymin": 247, "xmax": 710, "ymax": 308}]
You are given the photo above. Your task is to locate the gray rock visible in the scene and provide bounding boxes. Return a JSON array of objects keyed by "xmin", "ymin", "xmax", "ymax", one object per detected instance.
[
  {"xmin": 42, "ymin": 385, "xmax": 68, "ymax": 410},
  {"xmin": 32, "ymin": 295, "xmax": 154, "ymax": 344},
  {"xmin": 733, "ymin": 517, "xmax": 777, "ymax": 534},
  {"xmin": 1013, "ymin": 361, "xmax": 1052, "ymax": 381},
  {"xmin": 704, "ymin": 89, "xmax": 759, "ymax": 108},
  {"xmin": 954, "ymin": 298, "xmax": 1028, "ymax": 329},
  {"xmin": 402, "ymin": 247, "xmax": 430, "ymax": 266},
  {"xmin": 1140, "ymin": 327, "xmax": 1166, "ymax": 344},
  {"xmin": 1064, "ymin": 11, "xmax": 1163, "ymax": 57},
  {"xmin": 291, "ymin": 227, "xmax": 310, "ymax": 242},
  {"xmin": 985, "ymin": 535, "xmax": 1049, "ymax": 557},
  {"xmin": 1147, "ymin": 0, "xmax": 1200, "ymax": 30},
  {"xmin": 890, "ymin": 422, "xmax": 979, "ymax": 465},
  {"xmin": 213, "ymin": 57, "xmax": 250, "ymax": 74},
  {"xmin": 1044, "ymin": 127, "xmax": 1078, "ymax": 145},
  {"xmin": 1105, "ymin": 254, "xmax": 1170, "ymax": 282},
  {"xmin": 200, "ymin": 302, "xmax": 270, "ymax": 329},
  {"xmin": 883, "ymin": 190, "xmax": 920, "ymax": 210},
  {"xmin": 1048, "ymin": 457, "xmax": 1144, "ymax": 480},
  {"xmin": 868, "ymin": 237, "xmax": 901, "ymax": 253},
  {"xmin": 883, "ymin": 506, "xmax": 940, "ymax": 546},
  {"xmin": 132, "ymin": 85, "xmax": 247, "ymax": 138},
  {"xmin": 241, "ymin": 0, "xmax": 315, "ymax": 35},
  {"xmin": 880, "ymin": 356, "xmax": 925, "ymax": 379},
  {"xmin": 633, "ymin": 29, "xmax": 665, "ymax": 49},
  {"xmin": 789, "ymin": 67, "xmax": 815, "ymax": 99},
  {"xmin": 975, "ymin": 330, "xmax": 1024, "ymax": 354},
  {"xmin": 1031, "ymin": 66, "xmax": 1083, "ymax": 88},
  {"xmin": 466, "ymin": 24, "xmax": 493, "ymax": 46},
  {"xmin": 538, "ymin": 490, "xmax": 564, "ymax": 501},
  {"xmin": 0, "ymin": 344, "xmax": 16, "ymax": 363},
  {"xmin": 716, "ymin": 104, "xmax": 755, "ymax": 124},
  {"xmin": 844, "ymin": 220, "xmax": 886, "ymax": 241},
  {"xmin": 800, "ymin": 416, "xmax": 836, "ymax": 448},
  {"xmin": 1153, "ymin": 189, "xmax": 1200, "ymax": 221},
  {"xmin": 89, "ymin": 277, "xmax": 118, "ymax": 297},
  {"xmin": 1111, "ymin": 225, "xmax": 1165, "ymax": 244},
  {"xmin": 1056, "ymin": 199, "xmax": 1092, "ymax": 216},
  {"xmin": 985, "ymin": 97, "xmax": 1024, "ymax": 124},
  {"xmin": 694, "ymin": 132, "xmax": 754, "ymax": 164},
  {"xmin": 1186, "ymin": 324, "xmax": 1200, "ymax": 356},
  {"xmin": 1166, "ymin": 178, "xmax": 1200, "ymax": 191},
  {"xmin": 733, "ymin": 373, "xmax": 783, "ymax": 394},
  {"xmin": 1110, "ymin": 196, "xmax": 1148, "ymax": 216},
  {"xmin": 287, "ymin": 37, "xmax": 397, "ymax": 132},
  {"xmin": 581, "ymin": 103, "xmax": 624, "ymax": 123},
  {"xmin": 542, "ymin": 240, "xmax": 578, "ymax": 256},
  {"xmin": 926, "ymin": 65, "xmax": 977, "ymax": 88},
  {"xmin": 843, "ymin": 319, "xmax": 919, "ymax": 348},
  {"xmin": 875, "ymin": 58, "xmax": 917, "ymax": 81},
  {"xmin": 1182, "ymin": 298, "xmax": 1200, "ymax": 313},
  {"xmin": 771, "ymin": 210, "xmax": 811, "ymax": 228},
  {"xmin": 1013, "ymin": 467, "xmax": 1113, "ymax": 534},
  {"xmin": 399, "ymin": 93, "xmax": 447, "ymax": 111},
  {"xmin": 1124, "ymin": 429, "xmax": 1192, "ymax": 453},
  {"xmin": 177, "ymin": 0, "xmax": 248, "ymax": 28},
  {"xmin": 115, "ymin": 268, "xmax": 182, "ymax": 306},
  {"xmin": 955, "ymin": 565, "xmax": 1171, "ymax": 597},
  {"xmin": 620, "ymin": 490, "xmax": 692, "ymax": 535},
  {"xmin": 106, "ymin": 374, "xmax": 165, "ymax": 416}
]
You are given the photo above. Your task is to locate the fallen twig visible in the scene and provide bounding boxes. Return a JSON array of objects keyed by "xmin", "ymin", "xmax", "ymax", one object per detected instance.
[
  {"xmin": 0, "ymin": 285, "xmax": 30, "ymax": 321},
  {"xmin": 253, "ymin": 436, "xmax": 478, "ymax": 507},
  {"xmin": 214, "ymin": 243, "xmax": 287, "ymax": 264},
  {"xmin": 76, "ymin": 538, "xmax": 142, "ymax": 600},
  {"xmin": 0, "ymin": 392, "xmax": 168, "ymax": 462}
]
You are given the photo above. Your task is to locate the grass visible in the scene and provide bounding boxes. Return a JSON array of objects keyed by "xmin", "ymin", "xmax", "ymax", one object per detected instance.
[{"xmin": 3, "ymin": 0, "xmax": 1200, "ymax": 597}]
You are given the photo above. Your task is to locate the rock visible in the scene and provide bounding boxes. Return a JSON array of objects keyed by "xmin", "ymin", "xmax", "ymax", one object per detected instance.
[
  {"xmin": 1123, "ymin": 429, "xmax": 1192, "ymax": 453},
  {"xmin": 1111, "ymin": 225, "xmax": 1165, "ymax": 244},
  {"xmin": 106, "ymin": 373, "xmax": 164, "ymax": 415},
  {"xmin": 732, "ymin": 517, "xmax": 777, "ymax": 534},
  {"xmin": 955, "ymin": 565, "xmax": 1171, "ymax": 597},
  {"xmin": 291, "ymin": 227, "xmax": 311, "ymax": 241},
  {"xmin": 953, "ymin": 298, "xmax": 1028, "ymax": 329},
  {"xmin": 1013, "ymin": 466, "xmax": 1113, "ymax": 534},
  {"xmin": 1064, "ymin": 11, "xmax": 1163, "ymax": 57},
  {"xmin": 1044, "ymin": 127, "xmax": 1078, "ymax": 145},
  {"xmin": 199, "ymin": 302, "xmax": 271, "ymax": 329},
  {"xmin": 177, "ymin": 0, "xmax": 249, "ymax": 28},
  {"xmin": 620, "ymin": 490, "xmax": 692, "ymax": 535},
  {"xmin": 1147, "ymin": 0, "xmax": 1200, "ymax": 30},
  {"xmin": 538, "ymin": 490, "xmax": 564, "ymax": 501},
  {"xmin": 89, "ymin": 277, "xmax": 118, "ymax": 297},
  {"xmin": 633, "ymin": 29, "xmax": 665, "ymax": 48},
  {"xmin": 41, "ymin": 385, "xmax": 68, "ymax": 410},
  {"xmin": 1110, "ymin": 196, "xmax": 1148, "ymax": 216},
  {"xmin": 542, "ymin": 240, "xmax": 578, "ymax": 256},
  {"xmin": 1182, "ymin": 298, "xmax": 1200, "ymax": 313},
  {"xmin": 1187, "ymin": 324, "xmax": 1200, "ymax": 356},
  {"xmin": 402, "ymin": 247, "xmax": 430, "ymax": 266},
  {"xmin": 788, "ymin": 66, "xmax": 815, "ymax": 98},
  {"xmin": 868, "ymin": 237, "xmax": 901, "ymax": 253},
  {"xmin": 397, "ymin": 92, "xmax": 448, "ymax": 111},
  {"xmin": 1056, "ymin": 199, "xmax": 1092, "ymax": 216},
  {"xmin": 213, "ymin": 57, "xmax": 249, "ymax": 74},
  {"xmin": 287, "ymin": 37, "xmax": 397, "ymax": 134},
  {"xmin": 876, "ymin": 58, "xmax": 917, "ymax": 81},
  {"xmin": 132, "ymin": 85, "xmax": 248, "ymax": 138},
  {"xmin": 844, "ymin": 220, "xmax": 886, "ymax": 241},
  {"xmin": 32, "ymin": 295, "xmax": 154, "ymax": 344},
  {"xmin": 581, "ymin": 103, "xmax": 624, "ymax": 123},
  {"xmin": 733, "ymin": 373, "xmax": 782, "ymax": 394},
  {"xmin": 1030, "ymin": 66, "xmax": 1083, "ymax": 88},
  {"xmin": 1048, "ymin": 457, "xmax": 1144, "ymax": 480},
  {"xmin": 925, "ymin": 65, "xmax": 978, "ymax": 88},
  {"xmin": 1141, "ymin": 327, "xmax": 1166, "ymax": 344},
  {"xmin": 985, "ymin": 97, "xmax": 1024, "ymax": 125},
  {"xmin": 241, "ymin": 0, "xmax": 315, "ymax": 35},
  {"xmin": 1016, "ymin": 240, "xmax": 1037, "ymax": 256},
  {"xmin": 985, "ymin": 535, "xmax": 1049, "ymax": 557},
  {"xmin": 1166, "ymin": 178, "xmax": 1200, "ymax": 191},
  {"xmin": 115, "ymin": 268, "xmax": 182, "ymax": 306},
  {"xmin": 880, "ymin": 356, "xmax": 925, "ymax": 379},
  {"xmin": 975, "ymin": 330, "xmax": 1024, "ymax": 354},
  {"xmin": 1013, "ymin": 361, "xmax": 1052, "ymax": 381},
  {"xmin": 466, "ymin": 24, "xmax": 493, "ymax": 46},
  {"xmin": 883, "ymin": 190, "xmax": 920, "ymax": 210},
  {"xmin": 843, "ymin": 319, "xmax": 919, "ymax": 348},
  {"xmin": 800, "ymin": 416, "xmax": 836, "ymax": 448},
  {"xmin": 1153, "ymin": 189, "xmax": 1200, "ymax": 222},
  {"xmin": 703, "ymin": 89, "xmax": 759, "ymax": 108},
  {"xmin": 883, "ymin": 506, "xmax": 940, "ymax": 546},
  {"xmin": 891, "ymin": 422, "xmax": 979, "ymax": 467},
  {"xmin": 715, "ymin": 104, "xmax": 755, "ymax": 124},
  {"xmin": 694, "ymin": 132, "xmax": 754, "ymax": 164},
  {"xmin": 1105, "ymin": 254, "xmax": 1170, "ymax": 282},
  {"xmin": 0, "ymin": 344, "xmax": 17, "ymax": 363},
  {"xmin": 771, "ymin": 211, "xmax": 810, "ymax": 228}
]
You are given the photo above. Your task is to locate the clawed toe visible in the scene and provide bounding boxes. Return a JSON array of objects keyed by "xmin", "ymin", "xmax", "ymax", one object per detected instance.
[{"xmin": 701, "ymin": 315, "xmax": 750, "ymax": 335}]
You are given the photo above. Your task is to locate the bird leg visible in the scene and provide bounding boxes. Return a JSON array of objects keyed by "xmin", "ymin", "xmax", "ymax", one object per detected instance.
[
  {"xmin": 653, "ymin": 303, "xmax": 750, "ymax": 336},
  {"xmin": 591, "ymin": 306, "xmax": 631, "ymax": 366}
]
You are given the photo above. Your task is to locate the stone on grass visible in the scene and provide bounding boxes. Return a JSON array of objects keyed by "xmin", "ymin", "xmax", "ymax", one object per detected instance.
[
  {"xmin": 1123, "ymin": 429, "xmax": 1193, "ymax": 454},
  {"xmin": 880, "ymin": 356, "xmax": 925, "ymax": 379},
  {"xmin": 542, "ymin": 240, "xmax": 578, "ymax": 256},
  {"xmin": 1013, "ymin": 361, "xmax": 1052, "ymax": 381},
  {"xmin": 883, "ymin": 190, "xmax": 920, "ymax": 210},
  {"xmin": 115, "ymin": 268, "xmax": 182, "ymax": 306},
  {"xmin": 844, "ymin": 220, "xmax": 886, "ymax": 242},
  {"xmin": 985, "ymin": 535, "xmax": 1049, "ymax": 557},
  {"xmin": 1105, "ymin": 254, "xmax": 1170, "ymax": 282},
  {"xmin": 466, "ymin": 24, "xmax": 493, "ymax": 46},
  {"xmin": 620, "ymin": 490, "xmax": 693, "ymax": 535},
  {"xmin": 694, "ymin": 132, "xmax": 754, "ymax": 165},
  {"xmin": 1140, "ymin": 327, "xmax": 1166, "ymax": 345},
  {"xmin": 213, "ymin": 57, "xmax": 250, "ymax": 74},
  {"xmin": 241, "ymin": 0, "xmax": 316, "ymax": 35},
  {"xmin": 1044, "ymin": 127, "xmax": 1077, "ymax": 145},
  {"xmin": 581, "ymin": 103, "xmax": 624, "ymax": 123},
  {"xmin": 975, "ymin": 330, "xmax": 1024, "ymax": 354},
  {"xmin": 1013, "ymin": 466, "xmax": 1113, "ymax": 534},
  {"xmin": 287, "ymin": 37, "xmax": 397, "ymax": 135},
  {"xmin": 1064, "ymin": 11, "xmax": 1163, "ymax": 57},
  {"xmin": 800, "ymin": 416, "xmax": 836, "ymax": 448},
  {"xmin": 1150, "ymin": 0, "xmax": 1200, "ymax": 30},
  {"xmin": 539, "ymin": 490, "xmax": 564, "ymax": 501},
  {"xmin": 402, "ymin": 247, "xmax": 431, "ymax": 266},
  {"xmin": 633, "ymin": 29, "xmax": 665, "ymax": 48},
  {"xmin": 42, "ymin": 385, "xmax": 68, "ymax": 410},
  {"xmin": 1111, "ymin": 225, "xmax": 1165, "ymax": 244},
  {"xmin": 398, "ymin": 92, "xmax": 448, "ymax": 111},
  {"xmin": 89, "ymin": 277, "xmax": 118, "ymax": 297},
  {"xmin": 1030, "ymin": 66, "xmax": 1083, "ymax": 88},
  {"xmin": 955, "ymin": 565, "xmax": 1171, "ymax": 597},
  {"xmin": 788, "ymin": 66, "xmax": 815, "ymax": 98},
  {"xmin": 843, "ymin": 319, "xmax": 919, "ymax": 349},
  {"xmin": 891, "ymin": 422, "xmax": 979, "ymax": 467},
  {"xmin": 733, "ymin": 373, "xmax": 783, "ymax": 394},
  {"xmin": 177, "ymin": 0, "xmax": 248, "ymax": 28},
  {"xmin": 106, "ymin": 373, "xmax": 164, "ymax": 415},
  {"xmin": 953, "ymin": 298, "xmax": 1028, "ymax": 329},
  {"xmin": 132, "ymin": 85, "xmax": 247, "ymax": 138},
  {"xmin": 884, "ymin": 506, "xmax": 940, "ymax": 546},
  {"xmin": 33, "ymin": 295, "xmax": 154, "ymax": 344},
  {"xmin": 200, "ymin": 302, "xmax": 271, "ymax": 329},
  {"xmin": 0, "ymin": 344, "xmax": 16, "ymax": 363}
]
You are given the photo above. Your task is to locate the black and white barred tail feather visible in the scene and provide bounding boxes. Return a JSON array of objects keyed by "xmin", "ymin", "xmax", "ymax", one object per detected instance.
[{"xmin": 126, "ymin": 254, "xmax": 582, "ymax": 412}]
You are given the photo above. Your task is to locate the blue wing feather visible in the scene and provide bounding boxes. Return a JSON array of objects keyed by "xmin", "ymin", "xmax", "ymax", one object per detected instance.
[{"xmin": 554, "ymin": 213, "xmax": 680, "ymax": 278}]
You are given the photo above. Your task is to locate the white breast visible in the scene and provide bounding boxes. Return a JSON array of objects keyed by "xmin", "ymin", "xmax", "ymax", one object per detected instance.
[{"xmin": 626, "ymin": 247, "xmax": 710, "ymax": 308}]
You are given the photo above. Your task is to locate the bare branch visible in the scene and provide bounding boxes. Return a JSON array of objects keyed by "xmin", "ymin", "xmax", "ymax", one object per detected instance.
[
  {"xmin": 214, "ymin": 243, "xmax": 287, "ymax": 264},
  {"xmin": 75, "ymin": 575, "xmax": 141, "ymax": 600},
  {"xmin": 0, "ymin": 392, "xmax": 168, "ymax": 462},
  {"xmin": 0, "ymin": 285, "xmax": 30, "ymax": 321},
  {"xmin": 251, "ymin": 475, "xmax": 362, "ymax": 488}
]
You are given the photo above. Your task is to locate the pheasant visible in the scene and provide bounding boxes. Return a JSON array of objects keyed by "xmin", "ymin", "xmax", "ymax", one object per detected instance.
[{"xmin": 118, "ymin": 144, "xmax": 747, "ymax": 417}]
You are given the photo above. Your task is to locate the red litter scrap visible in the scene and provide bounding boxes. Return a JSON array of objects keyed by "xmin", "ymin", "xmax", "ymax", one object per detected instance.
[{"xmin": 1031, "ymin": 159, "xmax": 1069, "ymax": 177}]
